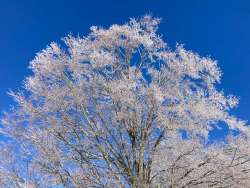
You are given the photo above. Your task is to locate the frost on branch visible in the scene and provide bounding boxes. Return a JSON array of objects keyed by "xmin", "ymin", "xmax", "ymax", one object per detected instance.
[{"xmin": 1, "ymin": 15, "xmax": 250, "ymax": 187}]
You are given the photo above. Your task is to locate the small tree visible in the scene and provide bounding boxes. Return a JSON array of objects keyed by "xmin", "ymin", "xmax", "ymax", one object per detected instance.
[{"xmin": 2, "ymin": 15, "xmax": 250, "ymax": 187}]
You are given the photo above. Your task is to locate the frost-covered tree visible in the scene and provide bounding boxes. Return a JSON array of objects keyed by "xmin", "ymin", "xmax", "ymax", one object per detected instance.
[{"xmin": 2, "ymin": 15, "xmax": 250, "ymax": 187}]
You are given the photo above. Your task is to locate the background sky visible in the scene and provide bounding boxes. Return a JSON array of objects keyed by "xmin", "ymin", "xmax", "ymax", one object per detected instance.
[{"xmin": 1, "ymin": 0, "xmax": 250, "ymax": 140}]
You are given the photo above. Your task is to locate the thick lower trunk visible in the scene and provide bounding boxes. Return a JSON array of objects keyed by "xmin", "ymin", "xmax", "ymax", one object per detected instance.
[
  {"xmin": 132, "ymin": 180, "xmax": 150, "ymax": 188},
  {"xmin": 129, "ymin": 128, "xmax": 151, "ymax": 188}
]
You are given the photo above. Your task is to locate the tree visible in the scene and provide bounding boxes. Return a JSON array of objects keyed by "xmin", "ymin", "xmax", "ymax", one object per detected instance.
[{"xmin": 2, "ymin": 15, "xmax": 250, "ymax": 187}]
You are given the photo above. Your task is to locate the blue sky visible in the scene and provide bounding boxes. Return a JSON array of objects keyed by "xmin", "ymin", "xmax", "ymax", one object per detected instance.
[{"xmin": 1, "ymin": 0, "xmax": 250, "ymax": 134}]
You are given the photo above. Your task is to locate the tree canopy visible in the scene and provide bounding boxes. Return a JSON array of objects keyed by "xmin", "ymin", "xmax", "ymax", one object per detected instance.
[{"xmin": 1, "ymin": 15, "xmax": 250, "ymax": 188}]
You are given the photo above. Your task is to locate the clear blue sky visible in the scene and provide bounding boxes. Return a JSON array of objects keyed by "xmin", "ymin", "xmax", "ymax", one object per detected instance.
[{"xmin": 1, "ymin": 0, "xmax": 250, "ymax": 137}]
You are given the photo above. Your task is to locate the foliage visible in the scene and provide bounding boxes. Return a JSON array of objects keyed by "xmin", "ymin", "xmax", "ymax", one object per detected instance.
[{"xmin": 2, "ymin": 15, "xmax": 250, "ymax": 187}]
